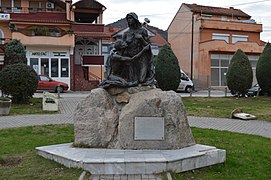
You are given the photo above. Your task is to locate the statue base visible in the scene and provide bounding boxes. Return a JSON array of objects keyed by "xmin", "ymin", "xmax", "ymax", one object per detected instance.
[
  {"xmin": 73, "ymin": 87, "xmax": 195, "ymax": 150},
  {"xmin": 36, "ymin": 143, "xmax": 226, "ymax": 175}
]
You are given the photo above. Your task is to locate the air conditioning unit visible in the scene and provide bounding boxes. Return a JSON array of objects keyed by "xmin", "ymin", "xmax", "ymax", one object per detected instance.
[{"xmin": 46, "ymin": 2, "xmax": 54, "ymax": 9}]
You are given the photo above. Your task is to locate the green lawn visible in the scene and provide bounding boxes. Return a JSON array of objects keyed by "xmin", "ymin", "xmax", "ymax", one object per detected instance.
[
  {"xmin": 0, "ymin": 125, "xmax": 270, "ymax": 179},
  {"xmin": 10, "ymin": 98, "xmax": 57, "ymax": 115},
  {"xmin": 173, "ymin": 128, "xmax": 271, "ymax": 179},
  {"xmin": 8, "ymin": 96, "xmax": 271, "ymax": 122},
  {"xmin": 0, "ymin": 125, "xmax": 82, "ymax": 179},
  {"xmin": 182, "ymin": 96, "xmax": 271, "ymax": 121}
]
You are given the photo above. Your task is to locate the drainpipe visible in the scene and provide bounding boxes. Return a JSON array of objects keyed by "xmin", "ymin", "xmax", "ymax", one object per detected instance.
[{"xmin": 190, "ymin": 15, "xmax": 194, "ymax": 80}]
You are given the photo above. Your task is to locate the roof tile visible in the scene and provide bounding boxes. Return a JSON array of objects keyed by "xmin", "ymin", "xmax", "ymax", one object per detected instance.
[{"xmin": 184, "ymin": 3, "xmax": 251, "ymax": 18}]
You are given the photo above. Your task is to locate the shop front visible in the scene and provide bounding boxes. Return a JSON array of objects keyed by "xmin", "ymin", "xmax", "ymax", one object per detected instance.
[{"xmin": 26, "ymin": 47, "xmax": 71, "ymax": 89}]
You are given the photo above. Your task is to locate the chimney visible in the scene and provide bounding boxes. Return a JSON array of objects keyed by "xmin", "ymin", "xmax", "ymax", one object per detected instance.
[{"xmin": 65, "ymin": 0, "xmax": 72, "ymax": 21}]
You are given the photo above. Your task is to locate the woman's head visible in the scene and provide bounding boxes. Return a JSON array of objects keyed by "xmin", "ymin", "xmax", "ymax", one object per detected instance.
[{"xmin": 126, "ymin": 12, "xmax": 141, "ymax": 28}]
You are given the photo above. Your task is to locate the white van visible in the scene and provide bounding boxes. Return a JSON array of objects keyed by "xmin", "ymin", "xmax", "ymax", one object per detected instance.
[{"xmin": 177, "ymin": 70, "xmax": 194, "ymax": 92}]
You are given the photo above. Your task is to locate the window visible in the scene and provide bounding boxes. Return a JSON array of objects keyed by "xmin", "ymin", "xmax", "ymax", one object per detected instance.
[
  {"xmin": 30, "ymin": 58, "xmax": 39, "ymax": 73},
  {"xmin": 210, "ymin": 54, "xmax": 259, "ymax": 86},
  {"xmin": 221, "ymin": 16, "xmax": 227, "ymax": 21},
  {"xmin": 0, "ymin": 55, "xmax": 4, "ymax": 65},
  {"xmin": 61, "ymin": 58, "xmax": 69, "ymax": 77},
  {"xmin": 201, "ymin": 14, "xmax": 212, "ymax": 19},
  {"xmin": 212, "ymin": 33, "xmax": 230, "ymax": 43},
  {"xmin": 29, "ymin": 1, "xmax": 45, "ymax": 11},
  {"xmin": 102, "ymin": 46, "xmax": 109, "ymax": 54},
  {"xmin": 41, "ymin": 58, "xmax": 49, "ymax": 76},
  {"xmin": 0, "ymin": 29, "xmax": 3, "ymax": 44},
  {"xmin": 51, "ymin": 58, "xmax": 59, "ymax": 77},
  {"xmin": 210, "ymin": 54, "xmax": 232, "ymax": 86},
  {"xmin": 232, "ymin": 35, "xmax": 248, "ymax": 44},
  {"xmin": 248, "ymin": 55, "xmax": 260, "ymax": 85}
]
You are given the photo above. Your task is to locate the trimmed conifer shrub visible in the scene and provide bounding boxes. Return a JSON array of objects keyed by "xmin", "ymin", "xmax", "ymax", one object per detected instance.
[
  {"xmin": 226, "ymin": 49, "xmax": 253, "ymax": 96},
  {"xmin": 4, "ymin": 39, "xmax": 27, "ymax": 65},
  {"xmin": 256, "ymin": 42, "xmax": 271, "ymax": 95},
  {"xmin": 155, "ymin": 45, "xmax": 180, "ymax": 91},
  {"xmin": 0, "ymin": 64, "xmax": 38, "ymax": 103}
]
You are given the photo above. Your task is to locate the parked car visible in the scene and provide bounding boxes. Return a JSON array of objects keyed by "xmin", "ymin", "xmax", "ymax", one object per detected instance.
[
  {"xmin": 246, "ymin": 84, "xmax": 263, "ymax": 97},
  {"xmin": 37, "ymin": 75, "xmax": 69, "ymax": 93},
  {"xmin": 177, "ymin": 70, "xmax": 194, "ymax": 93}
]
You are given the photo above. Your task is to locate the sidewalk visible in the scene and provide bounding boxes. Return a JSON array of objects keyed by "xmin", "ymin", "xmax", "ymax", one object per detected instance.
[{"xmin": 0, "ymin": 95, "xmax": 270, "ymax": 139}]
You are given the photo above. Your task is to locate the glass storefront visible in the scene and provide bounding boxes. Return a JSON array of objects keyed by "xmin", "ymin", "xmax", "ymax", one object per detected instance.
[
  {"xmin": 210, "ymin": 54, "xmax": 259, "ymax": 86},
  {"xmin": 27, "ymin": 50, "xmax": 70, "ymax": 87}
]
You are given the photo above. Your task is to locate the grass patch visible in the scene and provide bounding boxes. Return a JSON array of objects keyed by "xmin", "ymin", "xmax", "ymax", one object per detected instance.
[
  {"xmin": 182, "ymin": 96, "xmax": 271, "ymax": 121},
  {"xmin": 10, "ymin": 98, "xmax": 57, "ymax": 115},
  {"xmin": 0, "ymin": 125, "xmax": 82, "ymax": 179},
  {"xmin": 172, "ymin": 128, "xmax": 271, "ymax": 179},
  {"xmin": 0, "ymin": 125, "xmax": 270, "ymax": 179}
]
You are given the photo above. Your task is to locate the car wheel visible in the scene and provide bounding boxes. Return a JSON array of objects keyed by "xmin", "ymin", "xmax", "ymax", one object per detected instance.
[
  {"xmin": 185, "ymin": 86, "xmax": 192, "ymax": 93},
  {"xmin": 56, "ymin": 86, "xmax": 64, "ymax": 93}
]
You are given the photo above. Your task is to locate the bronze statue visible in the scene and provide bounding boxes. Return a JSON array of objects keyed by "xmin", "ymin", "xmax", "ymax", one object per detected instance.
[{"xmin": 100, "ymin": 12, "xmax": 155, "ymax": 88}]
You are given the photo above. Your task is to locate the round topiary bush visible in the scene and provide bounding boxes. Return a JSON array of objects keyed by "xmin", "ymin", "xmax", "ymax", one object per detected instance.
[
  {"xmin": 0, "ymin": 64, "xmax": 38, "ymax": 103},
  {"xmin": 226, "ymin": 49, "xmax": 253, "ymax": 96},
  {"xmin": 4, "ymin": 39, "xmax": 27, "ymax": 65},
  {"xmin": 256, "ymin": 42, "xmax": 271, "ymax": 96},
  {"xmin": 155, "ymin": 45, "xmax": 180, "ymax": 91}
]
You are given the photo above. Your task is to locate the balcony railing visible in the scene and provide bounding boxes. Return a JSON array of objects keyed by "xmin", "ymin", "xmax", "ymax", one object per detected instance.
[
  {"xmin": 200, "ymin": 18, "xmax": 262, "ymax": 32},
  {"xmin": 198, "ymin": 16, "xmax": 257, "ymax": 24},
  {"xmin": 16, "ymin": 28, "xmax": 68, "ymax": 37},
  {"xmin": 0, "ymin": 6, "xmax": 65, "ymax": 13}
]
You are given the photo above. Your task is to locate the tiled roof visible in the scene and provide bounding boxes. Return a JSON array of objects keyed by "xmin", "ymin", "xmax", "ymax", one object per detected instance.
[
  {"xmin": 184, "ymin": 3, "xmax": 251, "ymax": 18},
  {"xmin": 104, "ymin": 26, "xmax": 168, "ymax": 46},
  {"xmin": 149, "ymin": 28, "xmax": 169, "ymax": 47},
  {"xmin": 10, "ymin": 12, "xmax": 70, "ymax": 23},
  {"xmin": 73, "ymin": 0, "xmax": 106, "ymax": 10}
]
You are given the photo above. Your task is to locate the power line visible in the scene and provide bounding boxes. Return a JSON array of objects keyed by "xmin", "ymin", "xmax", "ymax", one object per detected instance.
[{"xmin": 227, "ymin": 0, "xmax": 271, "ymax": 7}]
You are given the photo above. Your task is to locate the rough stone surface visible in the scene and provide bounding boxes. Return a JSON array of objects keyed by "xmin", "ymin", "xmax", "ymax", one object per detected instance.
[
  {"xmin": 74, "ymin": 87, "xmax": 195, "ymax": 149},
  {"xmin": 116, "ymin": 91, "xmax": 130, "ymax": 104},
  {"xmin": 74, "ymin": 88, "xmax": 119, "ymax": 148}
]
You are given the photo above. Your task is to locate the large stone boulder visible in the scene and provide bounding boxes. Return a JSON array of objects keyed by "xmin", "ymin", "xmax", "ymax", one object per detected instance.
[{"xmin": 74, "ymin": 87, "xmax": 195, "ymax": 150}]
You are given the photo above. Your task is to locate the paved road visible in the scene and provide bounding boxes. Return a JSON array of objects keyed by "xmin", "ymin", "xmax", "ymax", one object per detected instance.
[{"xmin": 1, "ymin": 91, "xmax": 270, "ymax": 139}]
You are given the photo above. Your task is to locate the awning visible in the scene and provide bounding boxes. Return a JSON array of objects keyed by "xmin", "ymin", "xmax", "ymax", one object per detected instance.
[{"xmin": 82, "ymin": 55, "xmax": 104, "ymax": 66}]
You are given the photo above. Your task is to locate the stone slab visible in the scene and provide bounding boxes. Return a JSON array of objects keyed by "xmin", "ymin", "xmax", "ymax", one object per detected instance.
[{"xmin": 36, "ymin": 143, "xmax": 226, "ymax": 175}]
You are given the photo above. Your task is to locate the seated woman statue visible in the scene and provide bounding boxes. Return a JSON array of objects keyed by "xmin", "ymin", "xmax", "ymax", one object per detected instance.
[{"xmin": 100, "ymin": 12, "xmax": 155, "ymax": 88}]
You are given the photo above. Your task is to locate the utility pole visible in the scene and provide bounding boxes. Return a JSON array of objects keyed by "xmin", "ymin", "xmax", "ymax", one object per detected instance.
[{"xmin": 190, "ymin": 15, "xmax": 194, "ymax": 80}]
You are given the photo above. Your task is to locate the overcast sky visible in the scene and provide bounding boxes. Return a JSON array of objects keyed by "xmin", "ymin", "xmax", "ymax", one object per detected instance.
[{"xmin": 75, "ymin": 0, "xmax": 271, "ymax": 42}]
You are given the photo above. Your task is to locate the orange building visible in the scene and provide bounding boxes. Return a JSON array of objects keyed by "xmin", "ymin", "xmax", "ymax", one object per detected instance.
[
  {"xmin": 0, "ymin": 0, "xmax": 110, "ymax": 91},
  {"xmin": 168, "ymin": 3, "xmax": 265, "ymax": 89}
]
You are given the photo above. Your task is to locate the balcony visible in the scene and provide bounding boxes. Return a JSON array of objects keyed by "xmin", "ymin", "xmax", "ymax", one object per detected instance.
[
  {"xmin": 72, "ymin": 23, "xmax": 104, "ymax": 32},
  {"xmin": 0, "ymin": 6, "xmax": 65, "ymax": 13},
  {"xmin": 72, "ymin": 23, "xmax": 111, "ymax": 39},
  {"xmin": 200, "ymin": 40, "xmax": 264, "ymax": 54},
  {"xmin": 12, "ymin": 32, "xmax": 74, "ymax": 46},
  {"xmin": 199, "ymin": 18, "xmax": 262, "ymax": 32},
  {"xmin": 10, "ymin": 12, "xmax": 68, "ymax": 23}
]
